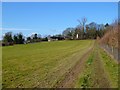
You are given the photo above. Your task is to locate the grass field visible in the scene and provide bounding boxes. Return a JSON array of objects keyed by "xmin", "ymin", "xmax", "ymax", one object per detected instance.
[{"xmin": 2, "ymin": 40, "xmax": 95, "ymax": 88}]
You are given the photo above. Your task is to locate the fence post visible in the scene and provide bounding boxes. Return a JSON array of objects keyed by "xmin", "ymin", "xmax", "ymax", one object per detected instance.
[{"xmin": 112, "ymin": 46, "xmax": 113, "ymax": 54}]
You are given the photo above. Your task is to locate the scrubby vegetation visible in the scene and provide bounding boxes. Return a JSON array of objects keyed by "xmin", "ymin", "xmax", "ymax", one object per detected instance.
[{"xmin": 99, "ymin": 20, "xmax": 119, "ymax": 48}]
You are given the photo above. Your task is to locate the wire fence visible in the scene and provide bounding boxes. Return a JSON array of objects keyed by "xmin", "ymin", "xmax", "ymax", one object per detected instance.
[{"xmin": 100, "ymin": 44, "xmax": 120, "ymax": 61}]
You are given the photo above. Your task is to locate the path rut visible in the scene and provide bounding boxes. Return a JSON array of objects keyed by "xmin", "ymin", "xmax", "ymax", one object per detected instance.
[
  {"xmin": 54, "ymin": 47, "xmax": 93, "ymax": 88},
  {"xmin": 91, "ymin": 46, "xmax": 110, "ymax": 88}
]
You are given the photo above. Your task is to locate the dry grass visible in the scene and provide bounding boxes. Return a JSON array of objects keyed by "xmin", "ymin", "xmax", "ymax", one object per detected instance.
[{"xmin": 100, "ymin": 22, "xmax": 119, "ymax": 48}]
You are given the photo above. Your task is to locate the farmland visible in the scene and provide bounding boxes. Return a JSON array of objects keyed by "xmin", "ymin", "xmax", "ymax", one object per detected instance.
[
  {"xmin": 2, "ymin": 40, "xmax": 94, "ymax": 88},
  {"xmin": 2, "ymin": 40, "xmax": 118, "ymax": 88}
]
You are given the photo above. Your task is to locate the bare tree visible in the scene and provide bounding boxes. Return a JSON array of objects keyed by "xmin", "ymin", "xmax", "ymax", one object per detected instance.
[
  {"xmin": 77, "ymin": 17, "xmax": 87, "ymax": 39},
  {"xmin": 77, "ymin": 17, "xmax": 87, "ymax": 32}
]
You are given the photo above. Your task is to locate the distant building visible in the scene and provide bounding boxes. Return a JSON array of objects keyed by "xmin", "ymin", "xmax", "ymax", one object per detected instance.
[
  {"xmin": 47, "ymin": 36, "xmax": 64, "ymax": 42},
  {"xmin": 76, "ymin": 34, "xmax": 79, "ymax": 39}
]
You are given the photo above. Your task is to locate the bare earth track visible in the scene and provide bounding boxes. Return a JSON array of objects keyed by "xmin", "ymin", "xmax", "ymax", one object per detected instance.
[
  {"xmin": 54, "ymin": 43, "xmax": 111, "ymax": 88},
  {"xmin": 54, "ymin": 47, "xmax": 94, "ymax": 88}
]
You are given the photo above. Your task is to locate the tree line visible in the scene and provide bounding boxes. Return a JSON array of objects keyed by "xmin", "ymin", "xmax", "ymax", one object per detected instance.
[
  {"xmin": 2, "ymin": 32, "xmax": 43, "ymax": 46},
  {"xmin": 2, "ymin": 17, "xmax": 111, "ymax": 46},
  {"xmin": 62, "ymin": 17, "xmax": 109, "ymax": 40}
]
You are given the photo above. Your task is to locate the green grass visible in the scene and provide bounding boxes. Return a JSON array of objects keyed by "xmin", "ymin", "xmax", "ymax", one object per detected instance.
[
  {"xmin": 2, "ymin": 40, "xmax": 94, "ymax": 88},
  {"xmin": 99, "ymin": 48, "xmax": 118, "ymax": 88},
  {"xmin": 75, "ymin": 44, "xmax": 118, "ymax": 88}
]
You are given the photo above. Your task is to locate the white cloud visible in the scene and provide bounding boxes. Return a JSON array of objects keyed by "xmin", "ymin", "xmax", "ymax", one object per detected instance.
[{"xmin": 0, "ymin": 28, "xmax": 31, "ymax": 31}]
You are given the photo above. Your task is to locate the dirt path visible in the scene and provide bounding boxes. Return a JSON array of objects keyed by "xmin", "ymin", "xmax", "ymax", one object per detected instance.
[
  {"xmin": 54, "ymin": 47, "xmax": 94, "ymax": 88},
  {"xmin": 91, "ymin": 46, "xmax": 110, "ymax": 88},
  {"xmin": 54, "ymin": 43, "xmax": 111, "ymax": 88}
]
